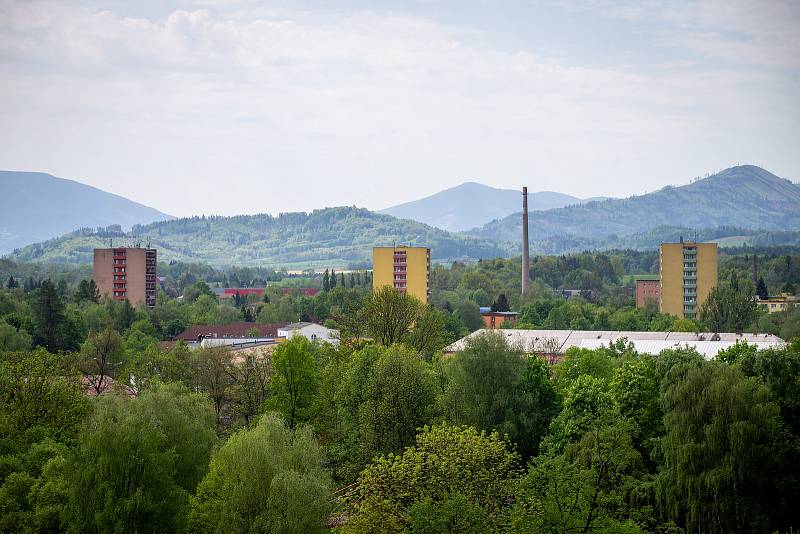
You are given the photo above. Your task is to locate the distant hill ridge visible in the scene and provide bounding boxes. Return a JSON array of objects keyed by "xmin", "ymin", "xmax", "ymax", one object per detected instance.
[
  {"xmin": 0, "ymin": 171, "xmax": 173, "ymax": 253},
  {"xmin": 8, "ymin": 164, "xmax": 800, "ymax": 265},
  {"xmin": 11, "ymin": 206, "xmax": 513, "ymax": 267},
  {"xmin": 467, "ymin": 165, "xmax": 800, "ymax": 244},
  {"xmin": 380, "ymin": 181, "xmax": 593, "ymax": 232}
]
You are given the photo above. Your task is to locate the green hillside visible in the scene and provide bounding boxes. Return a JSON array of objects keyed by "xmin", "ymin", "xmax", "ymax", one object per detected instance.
[
  {"xmin": 469, "ymin": 165, "xmax": 800, "ymax": 244},
  {"xmin": 10, "ymin": 206, "xmax": 513, "ymax": 267}
]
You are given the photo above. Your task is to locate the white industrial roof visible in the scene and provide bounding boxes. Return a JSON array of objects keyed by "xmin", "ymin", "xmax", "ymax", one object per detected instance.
[{"xmin": 444, "ymin": 329, "xmax": 785, "ymax": 359}]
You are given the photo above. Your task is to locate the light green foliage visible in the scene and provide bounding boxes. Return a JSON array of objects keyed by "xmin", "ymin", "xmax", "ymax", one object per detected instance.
[
  {"xmin": 269, "ymin": 336, "xmax": 318, "ymax": 427},
  {"xmin": 343, "ymin": 424, "xmax": 521, "ymax": 533},
  {"xmin": 443, "ymin": 331, "xmax": 559, "ymax": 457},
  {"xmin": 65, "ymin": 383, "xmax": 217, "ymax": 533},
  {"xmin": 543, "ymin": 375, "xmax": 618, "ymax": 455},
  {"xmin": 364, "ymin": 286, "xmax": 423, "ymax": 346},
  {"xmin": 0, "ymin": 320, "xmax": 32, "ymax": 351},
  {"xmin": 657, "ymin": 361, "xmax": 793, "ymax": 533},
  {"xmin": 0, "ymin": 349, "xmax": 88, "ymax": 449},
  {"xmin": 670, "ymin": 317, "xmax": 698, "ymax": 332},
  {"xmin": 407, "ymin": 494, "xmax": 490, "ymax": 534},
  {"xmin": 188, "ymin": 412, "xmax": 332, "ymax": 534},
  {"xmin": 610, "ymin": 356, "xmax": 662, "ymax": 460},
  {"xmin": 402, "ymin": 306, "xmax": 451, "ymax": 359},
  {"xmin": 715, "ymin": 339, "xmax": 757, "ymax": 364}
]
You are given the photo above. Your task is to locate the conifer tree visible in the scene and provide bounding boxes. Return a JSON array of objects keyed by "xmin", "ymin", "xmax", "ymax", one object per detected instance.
[
  {"xmin": 350, "ymin": 273, "xmax": 356, "ymax": 288},
  {"xmin": 330, "ymin": 269, "xmax": 337, "ymax": 289},
  {"xmin": 756, "ymin": 277, "xmax": 768, "ymax": 299},
  {"xmin": 6, "ymin": 275, "xmax": 18, "ymax": 289},
  {"xmin": 32, "ymin": 279, "xmax": 66, "ymax": 352},
  {"xmin": 340, "ymin": 272, "xmax": 346, "ymax": 288}
]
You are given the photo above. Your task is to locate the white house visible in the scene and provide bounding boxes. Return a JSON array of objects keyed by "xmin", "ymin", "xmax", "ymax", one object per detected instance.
[{"xmin": 277, "ymin": 322, "xmax": 339, "ymax": 345}]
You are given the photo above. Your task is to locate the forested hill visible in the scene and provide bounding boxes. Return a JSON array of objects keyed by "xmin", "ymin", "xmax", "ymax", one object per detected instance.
[
  {"xmin": 468, "ymin": 165, "xmax": 800, "ymax": 246},
  {"xmin": 0, "ymin": 171, "xmax": 173, "ymax": 253},
  {"xmin": 10, "ymin": 206, "xmax": 513, "ymax": 267},
  {"xmin": 379, "ymin": 182, "xmax": 583, "ymax": 232}
]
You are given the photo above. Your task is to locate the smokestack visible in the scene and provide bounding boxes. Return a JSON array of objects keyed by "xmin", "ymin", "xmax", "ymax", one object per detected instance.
[{"xmin": 522, "ymin": 186, "xmax": 530, "ymax": 295}]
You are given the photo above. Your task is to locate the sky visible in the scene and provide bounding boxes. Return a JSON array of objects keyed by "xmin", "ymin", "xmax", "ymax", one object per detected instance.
[{"xmin": 0, "ymin": 0, "xmax": 798, "ymax": 218}]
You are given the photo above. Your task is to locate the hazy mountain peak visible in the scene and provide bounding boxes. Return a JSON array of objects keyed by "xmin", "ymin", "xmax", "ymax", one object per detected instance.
[
  {"xmin": 0, "ymin": 170, "xmax": 174, "ymax": 254},
  {"xmin": 379, "ymin": 181, "xmax": 585, "ymax": 232}
]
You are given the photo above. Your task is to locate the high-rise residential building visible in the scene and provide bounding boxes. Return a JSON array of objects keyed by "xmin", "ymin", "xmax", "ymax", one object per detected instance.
[
  {"xmin": 93, "ymin": 247, "xmax": 157, "ymax": 307},
  {"xmin": 372, "ymin": 246, "xmax": 430, "ymax": 303},
  {"xmin": 659, "ymin": 241, "xmax": 717, "ymax": 319}
]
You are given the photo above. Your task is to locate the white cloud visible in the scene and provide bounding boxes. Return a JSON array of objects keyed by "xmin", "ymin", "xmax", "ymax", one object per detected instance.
[{"xmin": 0, "ymin": 0, "xmax": 797, "ymax": 217}]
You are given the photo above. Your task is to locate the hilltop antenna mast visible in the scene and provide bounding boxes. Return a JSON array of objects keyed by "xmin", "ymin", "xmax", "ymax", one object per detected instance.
[{"xmin": 521, "ymin": 186, "xmax": 530, "ymax": 296}]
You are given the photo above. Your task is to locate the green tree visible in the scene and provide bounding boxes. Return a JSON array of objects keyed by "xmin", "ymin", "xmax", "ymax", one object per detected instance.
[
  {"xmin": 191, "ymin": 346, "xmax": 236, "ymax": 429},
  {"xmin": 188, "ymin": 413, "xmax": 332, "ymax": 534},
  {"xmin": 74, "ymin": 279, "xmax": 100, "ymax": 303},
  {"xmin": 79, "ymin": 328, "xmax": 126, "ymax": 395},
  {"xmin": 756, "ymin": 276, "xmax": 768, "ymax": 299},
  {"xmin": 513, "ymin": 421, "xmax": 652, "ymax": 534},
  {"xmin": 330, "ymin": 269, "xmax": 337, "ymax": 289},
  {"xmin": 364, "ymin": 285, "xmax": 423, "ymax": 346},
  {"xmin": 31, "ymin": 279, "xmax": 65, "ymax": 352},
  {"xmin": 358, "ymin": 345, "xmax": 436, "ymax": 457},
  {"xmin": 322, "ymin": 269, "xmax": 330, "ymax": 292},
  {"xmin": 699, "ymin": 284, "xmax": 757, "ymax": 332},
  {"xmin": 610, "ymin": 355, "xmax": 662, "ymax": 461},
  {"xmin": 0, "ymin": 349, "xmax": 88, "ymax": 449},
  {"xmin": 343, "ymin": 424, "xmax": 521, "ymax": 533},
  {"xmin": 402, "ymin": 306, "xmax": 450, "ymax": 359},
  {"xmin": 454, "ymin": 300, "xmax": 483, "ymax": 332},
  {"xmin": 0, "ymin": 320, "xmax": 32, "ymax": 351},
  {"xmin": 657, "ymin": 361, "xmax": 795, "ymax": 533},
  {"xmin": 443, "ymin": 331, "xmax": 559, "ymax": 457},
  {"xmin": 269, "ymin": 336, "xmax": 318, "ymax": 428},
  {"xmin": 65, "ymin": 383, "xmax": 217, "ymax": 533}
]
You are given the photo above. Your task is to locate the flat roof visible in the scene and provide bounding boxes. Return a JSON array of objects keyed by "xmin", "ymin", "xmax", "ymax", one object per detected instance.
[{"xmin": 444, "ymin": 329, "xmax": 785, "ymax": 358}]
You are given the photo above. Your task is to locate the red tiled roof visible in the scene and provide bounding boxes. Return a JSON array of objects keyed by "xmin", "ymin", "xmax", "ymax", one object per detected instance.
[{"xmin": 173, "ymin": 322, "xmax": 289, "ymax": 341}]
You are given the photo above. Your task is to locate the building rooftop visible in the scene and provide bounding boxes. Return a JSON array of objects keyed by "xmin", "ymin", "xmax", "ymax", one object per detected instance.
[
  {"xmin": 280, "ymin": 322, "xmax": 316, "ymax": 330},
  {"xmin": 634, "ymin": 275, "xmax": 660, "ymax": 281},
  {"xmin": 173, "ymin": 322, "xmax": 288, "ymax": 341},
  {"xmin": 444, "ymin": 329, "xmax": 785, "ymax": 359}
]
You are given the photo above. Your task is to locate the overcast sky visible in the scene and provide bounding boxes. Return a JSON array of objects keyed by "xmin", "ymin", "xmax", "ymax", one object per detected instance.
[{"xmin": 1, "ymin": 0, "xmax": 798, "ymax": 217}]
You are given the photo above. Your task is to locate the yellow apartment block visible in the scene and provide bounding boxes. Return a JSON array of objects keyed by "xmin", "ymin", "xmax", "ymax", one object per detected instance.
[
  {"xmin": 659, "ymin": 242, "xmax": 717, "ymax": 319},
  {"xmin": 372, "ymin": 246, "xmax": 431, "ymax": 304}
]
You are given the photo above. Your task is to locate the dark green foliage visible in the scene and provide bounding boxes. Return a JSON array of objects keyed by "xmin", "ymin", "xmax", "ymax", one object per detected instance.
[
  {"xmin": 65, "ymin": 383, "xmax": 217, "ymax": 533},
  {"xmin": 443, "ymin": 331, "xmax": 559, "ymax": 457},
  {"xmin": 513, "ymin": 422, "xmax": 648, "ymax": 533},
  {"xmin": 357, "ymin": 345, "xmax": 436, "ymax": 457},
  {"xmin": 31, "ymin": 280, "xmax": 65, "ymax": 352},
  {"xmin": 699, "ymin": 283, "xmax": 757, "ymax": 332},
  {"xmin": 657, "ymin": 361, "xmax": 796, "ymax": 533},
  {"xmin": 74, "ymin": 279, "xmax": 99, "ymax": 303}
]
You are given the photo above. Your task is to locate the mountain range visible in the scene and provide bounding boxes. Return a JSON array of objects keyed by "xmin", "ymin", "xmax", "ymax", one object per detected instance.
[
  {"xmin": 5, "ymin": 165, "xmax": 800, "ymax": 266},
  {"xmin": 379, "ymin": 182, "xmax": 599, "ymax": 232},
  {"xmin": 467, "ymin": 165, "xmax": 800, "ymax": 246},
  {"xmin": 0, "ymin": 171, "xmax": 173, "ymax": 254}
]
